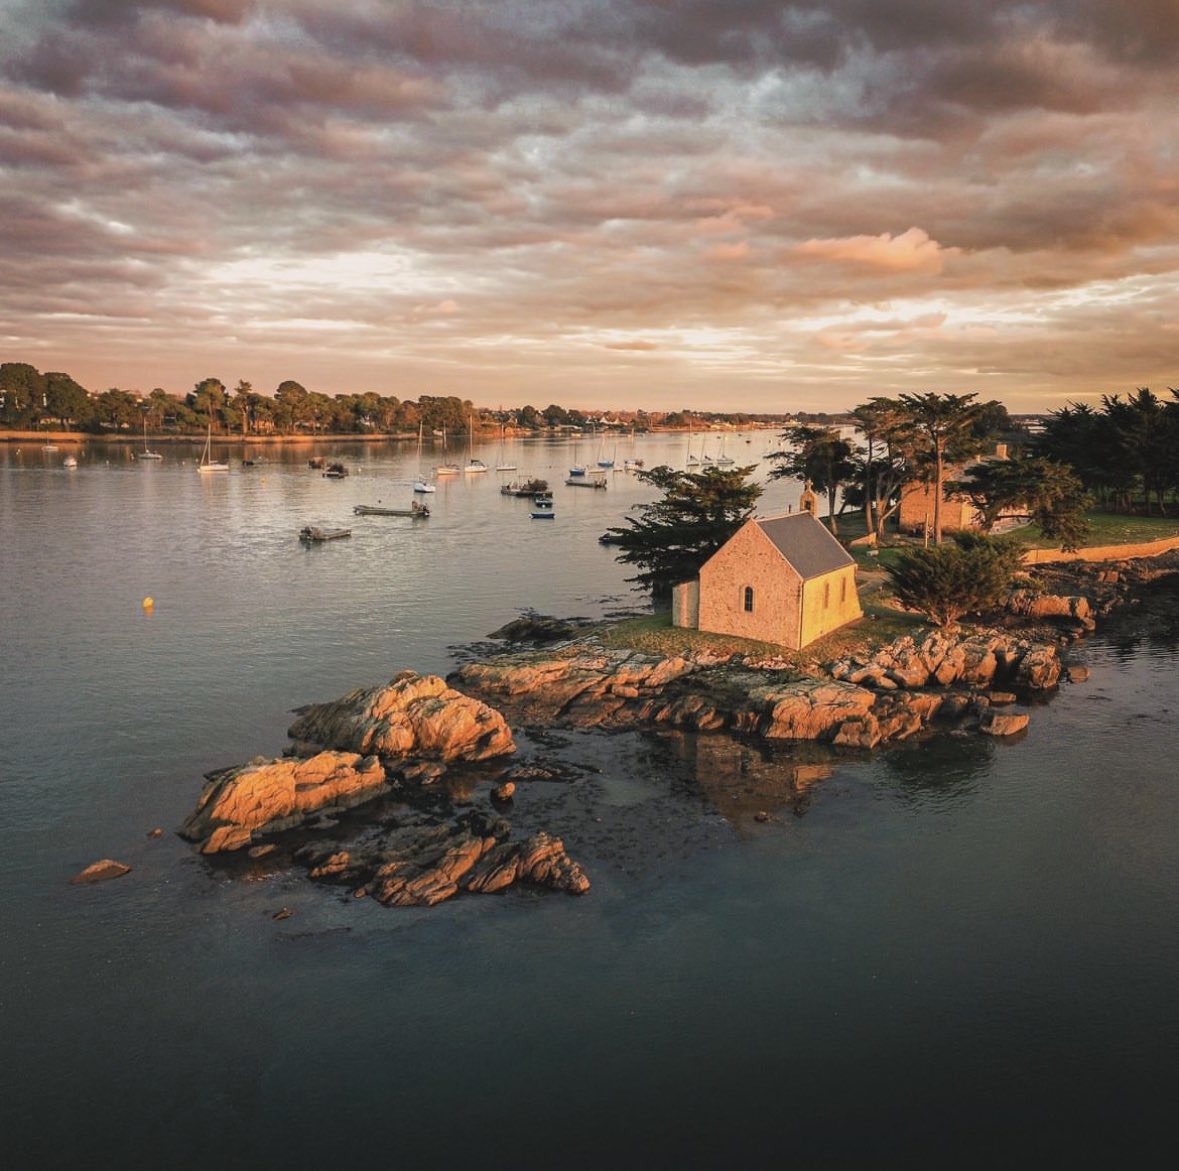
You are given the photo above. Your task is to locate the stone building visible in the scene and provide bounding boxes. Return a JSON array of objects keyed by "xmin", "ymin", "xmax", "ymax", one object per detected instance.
[
  {"xmin": 672, "ymin": 512, "xmax": 862, "ymax": 650},
  {"xmin": 897, "ymin": 444, "xmax": 1010, "ymax": 536}
]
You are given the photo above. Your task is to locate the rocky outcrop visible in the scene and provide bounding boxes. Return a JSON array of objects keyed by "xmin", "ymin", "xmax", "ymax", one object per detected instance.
[
  {"xmin": 453, "ymin": 632, "xmax": 1057, "ymax": 749},
  {"xmin": 981, "ymin": 711, "xmax": 1030, "ymax": 737},
  {"xmin": 1007, "ymin": 590, "xmax": 1094, "ymax": 630},
  {"xmin": 293, "ymin": 811, "xmax": 590, "ymax": 906},
  {"xmin": 288, "ymin": 670, "xmax": 515, "ymax": 762},
  {"xmin": 830, "ymin": 631, "xmax": 1061, "ymax": 693},
  {"xmin": 180, "ymin": 750, "xmax": 389, "ymax": 854},
  {"xmin": 70, "ymin": 859, "xmax": 131, "ymax": 885}
]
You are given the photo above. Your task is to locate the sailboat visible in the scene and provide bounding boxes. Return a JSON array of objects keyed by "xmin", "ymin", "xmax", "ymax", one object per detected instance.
[
  {"xmin": 568, "ymin": 432, "xmax": 587, "ymax": 478},
  {"xmin": 596, "ymin": 435, "xmax": 616, "ymax": 469},
  {"xmin": 686, "ymin": 417, "xmax": 700, "ymax": 466},
  {"xmin": 137, "ymin": 416, "xmax": 162, "ymax": 460},
  {"xmin": 463, "ymin": 413, "xmax": 488, "ymax": 472},
  {"xmin": 495, "ymin": 423, "xmax": 517, "ymax": 472},
  {"xmin": 413, "ymin": 421, "xmax": 436, "ymax": 492},
  {"xmin": 434, "ymin": 424, "xmax": 460, "ymax": 477},
  {"xmin": 716, "ymin": 434, "xmax": 735, "ymax": 467},
  {"xmin": 197, "ymin": 423, "xmax": 229, "ymax": 473}
]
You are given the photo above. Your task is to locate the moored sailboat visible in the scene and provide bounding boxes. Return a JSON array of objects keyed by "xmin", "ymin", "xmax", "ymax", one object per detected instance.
[{"xmin": 197, "ymin": 423, "xmax": 229, "ymax": 473}]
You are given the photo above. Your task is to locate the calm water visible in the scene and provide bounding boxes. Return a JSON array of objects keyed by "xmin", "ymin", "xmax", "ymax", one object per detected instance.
[{"xmin": 2, "ymin": 434, "xmax": 1177, "ymax": 1169}]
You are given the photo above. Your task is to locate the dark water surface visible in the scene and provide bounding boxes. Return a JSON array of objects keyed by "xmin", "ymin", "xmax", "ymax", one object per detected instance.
[{"xmin": 2, "ymin": 436, "xmax": 1177, "ymax": 1169}]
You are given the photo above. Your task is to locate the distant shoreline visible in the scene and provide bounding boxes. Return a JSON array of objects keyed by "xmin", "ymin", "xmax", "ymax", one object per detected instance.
[
  {"xmin": 0, "ymin": 429, "xmax": 418, "ymax": 445},
  {"xmin": 0, "ymin": 423, "xmax": 780, "ymax": 446}
]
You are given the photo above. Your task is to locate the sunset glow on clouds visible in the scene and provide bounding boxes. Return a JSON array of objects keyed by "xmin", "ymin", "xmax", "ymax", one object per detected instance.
[{"xmin": 2, "ymin": 0, "xmax": 1179, "ymax": 411}]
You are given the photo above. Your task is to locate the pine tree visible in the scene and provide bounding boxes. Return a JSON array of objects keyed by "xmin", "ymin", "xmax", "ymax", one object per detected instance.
[{"xmin": 604, "ymin": 464, "xmax": 761, "ymax": 599}]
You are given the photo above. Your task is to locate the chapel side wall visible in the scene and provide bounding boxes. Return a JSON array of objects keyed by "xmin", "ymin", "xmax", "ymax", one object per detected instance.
[
  {"xmin": 798, "ymin": 565, "xmax": 863, "ymax": 647},
  {"xmin": 671, "ymin": 580, "xmax": 700, "ymax": 628},
  {"xmin": 697, "ymin": 524, "xmax": 803, "ymax": 648}
]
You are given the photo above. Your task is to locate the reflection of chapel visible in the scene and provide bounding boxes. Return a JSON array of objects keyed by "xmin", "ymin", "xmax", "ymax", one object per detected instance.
[{"xmin": 672, "ymin": 511, "xmax": 862, "ymax": 650}]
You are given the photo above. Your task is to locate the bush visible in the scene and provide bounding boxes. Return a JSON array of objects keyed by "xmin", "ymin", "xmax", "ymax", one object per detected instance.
[{"xmin": 885, "ymin": 533, "xmax": 1023, "ymax": 628}]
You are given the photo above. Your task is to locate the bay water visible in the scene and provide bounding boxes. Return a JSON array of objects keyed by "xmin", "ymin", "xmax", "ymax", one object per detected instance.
[{"xmin": 2, "ymin": 433, "xmax": 1177, "ymax": 1168}]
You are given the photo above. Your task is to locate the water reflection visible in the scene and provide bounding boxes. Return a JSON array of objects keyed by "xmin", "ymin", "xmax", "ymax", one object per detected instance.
[
  {"xmin": 657, "ymin": 731, "xmax": 836, "ymax": 824},
  {"xmin": 881, "ymin": 732, "xmax": 993, "ymax": 803}
]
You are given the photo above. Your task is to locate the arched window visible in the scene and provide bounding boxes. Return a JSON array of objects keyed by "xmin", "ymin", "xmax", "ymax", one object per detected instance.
[{"xmin": 743, "ymin": 586, "xmax": 754, "ymax": 612}]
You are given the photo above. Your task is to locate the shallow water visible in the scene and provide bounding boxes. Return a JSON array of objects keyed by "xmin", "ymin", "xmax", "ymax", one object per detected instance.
[{"xmin": 2, "ymin": 436, "xmax": 1177, "ymax": 1168}]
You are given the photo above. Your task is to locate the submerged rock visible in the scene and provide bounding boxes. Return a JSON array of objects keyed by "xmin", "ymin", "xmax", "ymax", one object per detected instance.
[
  {"xmin": 70, "ymin": 859, "xmax": 131, "ymax": 885},
  {"xmin": 288, "ymin": 670, "xmax": 515, "ymax": 763}
]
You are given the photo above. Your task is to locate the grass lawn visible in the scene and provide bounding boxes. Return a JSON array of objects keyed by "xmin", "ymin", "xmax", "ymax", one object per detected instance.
[
  {"xmin": 1022, "ymin": 510, "xmax": 1179, "ymax": 548},
  {"xmin": 595, "ymin": 602, "xmax": 927, "ymax": 670}
]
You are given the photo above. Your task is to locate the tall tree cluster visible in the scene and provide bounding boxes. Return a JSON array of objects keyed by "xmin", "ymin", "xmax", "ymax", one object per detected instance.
[{"xmin": 1037, "ymin": 389, "xmax": 1179, "ymax": 515}]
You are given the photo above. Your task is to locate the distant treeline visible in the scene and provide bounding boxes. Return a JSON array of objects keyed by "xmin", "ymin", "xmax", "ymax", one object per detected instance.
[{"xmin": 0, "ymin": 362, "xmax": 790, "ymax": 436}]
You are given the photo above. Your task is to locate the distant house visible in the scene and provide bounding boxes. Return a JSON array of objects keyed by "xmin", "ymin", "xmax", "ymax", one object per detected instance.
[
  {"xmin": 671, "ymin": 512, "xmax": 862, "ymax": 650},
  {"xmin": 897, "ymin": 443, "xmax": 1010, "ymax": 536}
]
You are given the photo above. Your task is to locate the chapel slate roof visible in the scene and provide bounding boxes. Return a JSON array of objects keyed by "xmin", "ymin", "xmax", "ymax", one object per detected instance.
[{"xmin": 755, "ymin": 512, "xmax": 855, "ymax": 580}]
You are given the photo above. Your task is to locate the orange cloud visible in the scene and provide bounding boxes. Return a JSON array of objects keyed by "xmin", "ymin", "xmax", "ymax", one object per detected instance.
[{"xmin": 798, "ymin": 227, "xmax": 953, "ymax": 273}]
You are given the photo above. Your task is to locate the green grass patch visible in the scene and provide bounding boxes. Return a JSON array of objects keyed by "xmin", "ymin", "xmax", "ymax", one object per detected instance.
[
  {"xmin": 1022, "ymin": 510, "xmax": 1179, "ymax": 548},
  {"xmin": 595, "ymin": 602, "xmax": 927, "ymax": 670}
]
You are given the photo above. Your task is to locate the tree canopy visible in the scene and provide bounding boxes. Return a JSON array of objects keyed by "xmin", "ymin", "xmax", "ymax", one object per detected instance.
[
  {"xmin": 604, "ymin": 464, "xmax": 761, "ymax": 599},
  {"xmin": 885, "ymin": 533, "xmax": 1024, "ymax": 629},
  {"xmin": 767, "ymin": 424, "xmax": 855, "ymax": 535},
  {"xmin": 948, "ymin": 456, "xmax": 1091, "ymax": 551}
]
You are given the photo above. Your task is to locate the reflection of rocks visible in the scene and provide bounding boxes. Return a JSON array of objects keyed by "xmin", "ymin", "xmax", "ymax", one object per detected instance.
[
  {"xmin": 288, "ymin": 671, "xmax": 515, "ymax": 763},
  {"xmin": 294, "ymin": 810, "xmax": 589, "ymax": 906},
  {"xmin": 180, "ymin": 751, "xmax": 389, "ymax": 854},
  {"xmin": 662, "ymin": 732, "xmax": 834, "ymax": 822}
]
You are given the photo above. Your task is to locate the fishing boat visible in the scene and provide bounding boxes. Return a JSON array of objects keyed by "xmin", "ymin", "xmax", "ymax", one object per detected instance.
[
  {"xmin": 322, "ymin": 462, "xmax": 348, "ymax": 478},
  {"xmin": 308, "ymin": 456, "xmax": 325, "ymax": 469},
  {"xmin": 138, "ymin": 417, "xmax": 163, "ymax": 460},
  {"xmin": 566, "ymin": 474, "xmax": 607, "ymax": 489},
  {"xmin": 501, "ymin": 477, "xmax": 550, "ymax": 498},
  {"xmin": 353, "ymin": 501, "xmax": 430, "ymax": 518},
  {"xmin": 530, "ymin": 496, "xmax": 555, "ymax": 519},
  {"xmin": 299, "ymin": 525, "xmax": 351, "ymax": 543},
  {"xmin": 413, "ymin": 479, "xmax": 436, "ymax": 494},
  {"xmin": 63, "ymin": 454, "xmax": 78, "ymax": 468},
  {"xmin": 624, "ymin": 458, "xmax": 644, "ymax": 470},
  {"xmin": 197, "ymin": 424, "xmax": 229, "ymax": 473}
]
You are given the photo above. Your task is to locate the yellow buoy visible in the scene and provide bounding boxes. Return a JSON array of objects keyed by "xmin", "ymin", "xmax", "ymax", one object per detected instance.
[{"xmin": 142, "ymin": 596, "xmax": 154, "ymax": 610}]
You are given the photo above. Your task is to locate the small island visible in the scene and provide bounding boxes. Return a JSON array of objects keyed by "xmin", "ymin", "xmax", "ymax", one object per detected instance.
[{"xmin": 172, "ymin": 539, "xmax": 1179, "ymax": 909}]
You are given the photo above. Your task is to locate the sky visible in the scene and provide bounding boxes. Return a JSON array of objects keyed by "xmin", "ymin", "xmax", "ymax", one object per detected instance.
[{"xmin": 2, "ymin": 0, "xmax": 1178, "ymax": 414}]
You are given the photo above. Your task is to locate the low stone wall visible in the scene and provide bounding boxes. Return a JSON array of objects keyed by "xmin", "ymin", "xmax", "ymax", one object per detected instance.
[{"xmin": 1022, "ymin": 535, "xmax": 1179, "ymax": 565}]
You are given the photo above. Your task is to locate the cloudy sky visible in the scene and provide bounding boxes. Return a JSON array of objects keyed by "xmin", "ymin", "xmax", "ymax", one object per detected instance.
[{"xmin": 2, "ymin": 0, "xmax": 1178, "ymax": 412}]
